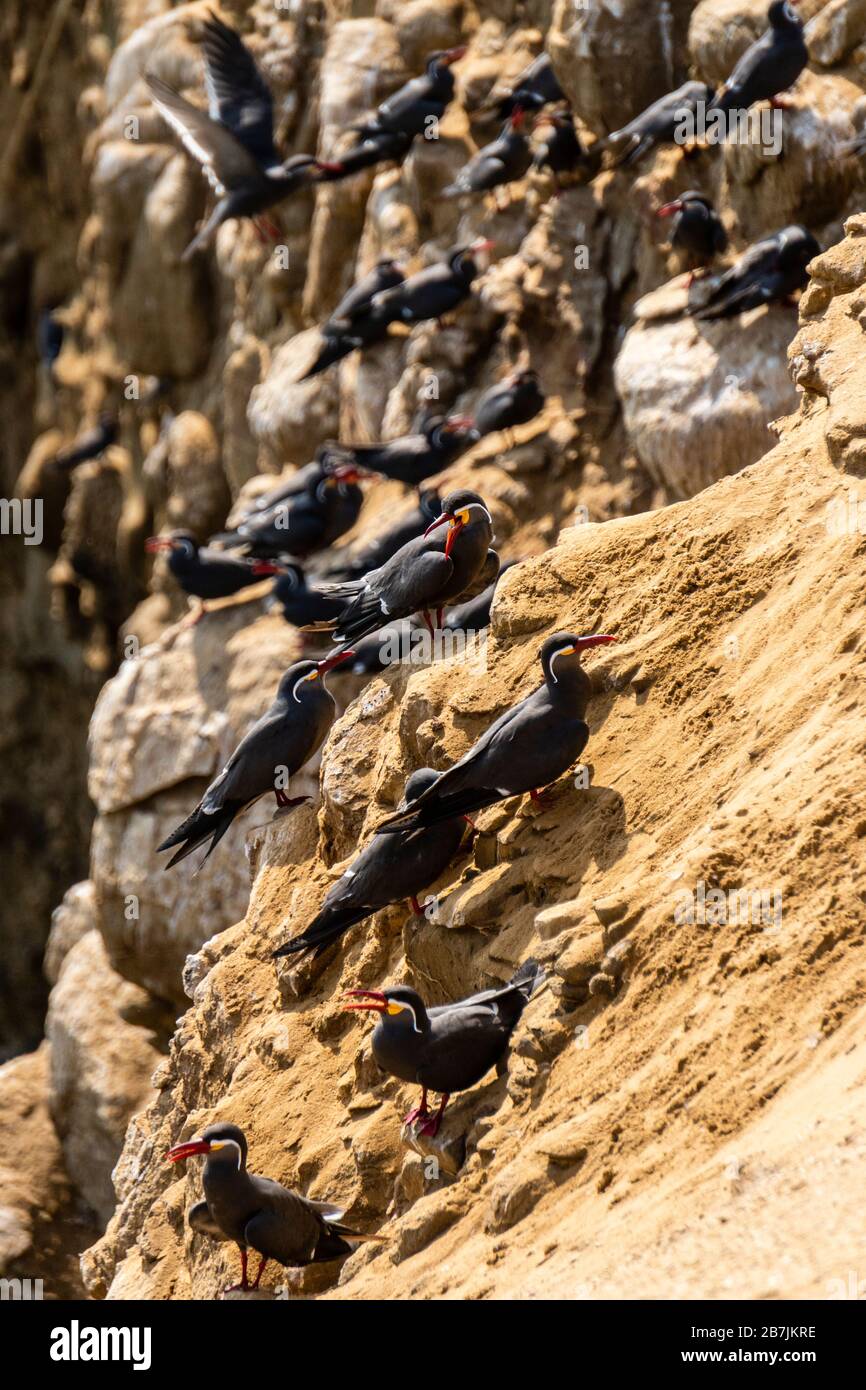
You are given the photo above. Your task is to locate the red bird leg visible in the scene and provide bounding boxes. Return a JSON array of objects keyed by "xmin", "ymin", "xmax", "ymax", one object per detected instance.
[
  {"xmin": 251, "ymin": 1255, "xmax": 268, "ymax": 1290},
  {"xmin": 421, "ymin": 609, "xmax": 434, "ymax": 637},
  {"xmin": 409, "ymin": 895, "xmax": 424, "ymax": 915},
  {"xmin": 435, "ymin": 607, "xmax": 444, "ymax": 630},
  {"xmin": 462, "ymin": 814, "xmax": 476, "ymax": 828},
  {"xmin": 529, "ymin": 789, "xmax": 541, "ymax": 802},
  {"xmin": 226, "ymin": 1245, "xmax": 249, "ymax": 1291},
  {"xmin": 770, "ymin": 95, "xmax": 792, "ymax": 110},
  {"xmin": 418, "ymin": 1092, "xmax": 450, "ymax": 1137},
  {"xmin": 403, "ymin": 1087, "xmax": 429, "ymax": 1127},
  {"xmin": 275, "ymin": 787, "xmax": 289, "ymax": 808}
]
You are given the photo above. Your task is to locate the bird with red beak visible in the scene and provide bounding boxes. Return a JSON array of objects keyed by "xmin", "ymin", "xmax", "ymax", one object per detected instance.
[
  {"xmin": 144, "ymin": 530, "xmax": 278, "ymax": 615},
  {"xmin": 167, "ymin": 1122, "xmax": 380, "ymax": 1292},
  {"xmin": 443, "ymin": 110, "xmax": 533, "ymax": 204},
  {"xmin": 376, "ymin": 630, "xmax": 618, "ymax": 833}
]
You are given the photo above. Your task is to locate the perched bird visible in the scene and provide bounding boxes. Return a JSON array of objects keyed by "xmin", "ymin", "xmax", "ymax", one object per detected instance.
[
  {"xmin": 274, "ymin": 768, "xmax": 468, "ymax": 960},
  {"xmin": 323, "ymin": 490, "xmax": 441, "ymax": 582},
  {"xmin": 168, "ymin": 1123, "xmax": 378, "ymax": 1290},
  {"xmin": 605, "ymin": 80, "xmax": 716, "ymax": 169},
  {"xmin": 146, "ymin": 13, "xmax": 339, "ymax": 259},
  {"xmin": 343, "ymin": 959, "xmax": 545, "ymax": 1136},
  {"xmin": 485, "ymin": 53, "xmax": 565, "ymax": 120},
  {"xmin": 314, "ymin": 489, "xmax": 498, "ymax": 647},
  {"xmin": 145, "ymin": 530, "xmax": 276, "ymax": 602},
  {"xmin": 709, "ymin": 1, "xmax": 807, "ymax": 117},
  {"xmin": 656, "ymin": 191, "xmax": 728, "ymax": 281},
  {"xmin": 351, "ymin": 48, "xmax": 466, "ymax": 142},
  {"xmin": 360, "ymin": 239, "xmax": 493, "ymax": 332},
  {"xmin": 157, "ymin": 652, "xmax": 351, "ymax": 868},
  {"xmin": 690, "ymin": 224, "xmax": 818, "ymax": 321},
  {"xmin": 474, "ymin": 369, "xmax": 545, "ymax": 445},
  {"xmin": 215, "ymin": 462, "xmax": 364, "ymax": 559},
  {"xmin": 443, "ymin": 110, "xmax": 532, "ymax": 203},
  {"xmin": 532, "ymin": 109, "xmax": 589, "ymax": 190},
  {"xmin": 376, "ymin": 631, "xmax": 617, "ymax": 834},
  {"xmin": 267, "ymin": 563, "xmax": 347, "ymax": 629},
  {"xmin": 323, "ymin": 415, "xmax": 479, "ymax": 488},
  {"xmin": 51, "ymin": 413, "xmax": 118, "ymax": 471},
  {"xmin": 302, "ymin": 257, "xmax": 407, "ymax": 380}
]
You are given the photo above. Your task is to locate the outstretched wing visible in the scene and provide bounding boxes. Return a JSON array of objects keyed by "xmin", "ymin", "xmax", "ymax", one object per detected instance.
[
  {"xmin": 200, "ymin": 12, "xmax": 278, "ymax": 168},
  {"xmin": 146, "ymin": 74, "xmax": 263, "ymax": 194}
]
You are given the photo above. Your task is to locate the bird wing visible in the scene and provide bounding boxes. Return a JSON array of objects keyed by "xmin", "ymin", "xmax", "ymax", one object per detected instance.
[
  {"xmin": 187, "ymin": 1199, "xmax": 230, "ymax": 1240},
  {"xmin": 200, "ymin": 702, "xmax": 290, "ymax": 813},
  {"xmin": 200, "ymin": 12, "xmax": 278, "ymax": 168},
  {"xmin": 146, "ymin": 75, "xmax": 262, "ymax": 194},
  {"xmin": 243, "ymin": 1179, "xmax": 324, "ymax": 1264},
  {"xmin": 453, "ymin": 549, "xmax": 500, "ymax": 603},
  {"xmin": 695, "ymin": 236, "xmax": 781, "ymax": 317}
]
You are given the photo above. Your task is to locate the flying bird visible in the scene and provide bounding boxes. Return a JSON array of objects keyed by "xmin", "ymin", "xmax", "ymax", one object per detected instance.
[
  {"xmin": 604, "ymin": 80, "xmax": 716, "ymax": 169},
  {"xmin": 323, "ymin": 415, "xmax": 478, "ymax": 488},
  {"xmin": 157, "ymin": 652, "xmax": 350, "ymax": 868},
  {"xmin": 443, "ymin": 110, "xmax": 532, "ymax": 202},
  {"xmin": 168, "ymin": 1123, "xmax": 379, "ymax": 1291},
  {"xmin": 474, "ymin": 368, "xmax": 545, "ymax": 446},
  {"xmin": 146, "ymin": 13, "xmax": 339, "ymax": 258},
  {"xmin": 690, "ymin": 224, "xmax": 818, "ymax": 321},
  {"xmin": 656, "ymin": 191, "xmax": 728, "ymax": 281},
  {"xmin": 343, "ymin": 959, "xmax": 544, "ymax": 1136},
  {"xmin": 708, "ymin": 1, "xmax": 807, "ymax": 117},
  {"xmin": 313, "ymin": 489, "xmax": 498, "ymax": 647},
  {"xmin": 273, "ymin": 768, "xmax": 468, "ymax": 960},
  {"xmin": 376, "ymin": 632, "xmax": 617, "ymax": 834}
]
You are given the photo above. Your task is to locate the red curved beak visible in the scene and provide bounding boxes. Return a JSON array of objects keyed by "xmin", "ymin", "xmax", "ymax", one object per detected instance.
[
  {"xmin": 511, "ymin": 106, "xmax": 526, "ymax": 130},
  {"xmin": 145, "ymin": 536, "xmax": 173, "ymax": 553},
  {"xmin": 315, "ymin": 160, "xmax": 345, "ymax": 175},
  {"xmin": 342, "ymin": 990, "xmax": 388, "ymax": 1013},
  {"xmin": 441, "ymin": 46, "xmax": 467, "ymax": 66},
  {"xmin": 167, "ymin": 1139, "xmax": 211, "ymax": 1163},
  {"xmin": 575, "ymin": 634, "xmax": 617, "ymax": 651},
  {"xmin": 251, "ymin": 561, "xmax": 280, "ymax": 576},
  {"xmin": 424, "ymin": 511, "xmax": 452, "ymax": 538},
  {"xmin": 657, "ymin": 200, "xmax": 683, "ymax": 218},
  {"xmin": 470, "ymin": 237, "xmax": 495, "ymax": 254},
  {"xmin": 317, "ymin": 650, "xmax": 355, "ymax": 674}
]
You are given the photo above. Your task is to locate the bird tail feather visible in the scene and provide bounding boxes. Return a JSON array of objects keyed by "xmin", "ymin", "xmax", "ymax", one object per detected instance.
[{"xmin": 273, "ymin": 904, "xmax": 369, "ymax": 960}]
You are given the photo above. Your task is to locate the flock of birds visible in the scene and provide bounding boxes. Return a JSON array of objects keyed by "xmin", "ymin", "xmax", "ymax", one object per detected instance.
[{"xmin": 62, "ymin": 2, "xmax": 840, "ymax": 1289}]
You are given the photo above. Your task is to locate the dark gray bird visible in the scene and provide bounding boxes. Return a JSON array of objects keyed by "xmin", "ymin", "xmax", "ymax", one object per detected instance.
[
  {"xmin": 691, "ymin": 224, "xmax": 818, "ymax": 321},
  {"xmin": 443, "ymin": 110, "xmax": 532, "ymax": 200},
  {"xmin": 302, "ymin": 257, "xmax": 407, "ymax": 380},
  {"xmin": 351, "ymin": 47, "xmax": 466, "ymax": 142},
  {"xmin": 605, "ymin": 80, "xmax": 716, "ymax": 169},
  {"xmin": 146, "ymin": 13, "xmax": 339, "ymax": 259},
  {"xmin": 474, "ymin": 369, "xmax": 545, "ymax": 445},
  {"xmin": 343, "ymin": 959, "xmax": 544, "ymax": 1136},
  {"xmin": 360, "ymin": 239, "xmax": 493, "ymax": 333},
  {"xmin": 317, "ymin": 128, "xmax": 414, "ymax": 182},
  {"xmin": 656, "ymin": 191, "xmax": 728, "ymax": 280},
  {"xmin": 51, "ymin": 413, "xmax": 118, "ymax": 471},
  {"xmin": 708, "ymin": 1, "xmax": 807, "ymax": 117},
  {"xmin": 145, "ymin": 530, "xmax": 277, "ymax": 601},
  {"xmin": 323, "ymin": 415, "xmax": 478, "ymax": 487},
  {"xmin": 273, "ymin": 768, "xmax": 468, "ymax": 960},
  {"xmin": 266, "ymin": 563, "xmax": 347, "ymax": 629},
  {"xmin": 157, "ymin": 652, "xmax": 351, "ymax": 868},
  {"xmin": 486, "ymin": 53, "xmax": 564, "ymax": 120},
  {"xmin": 376, "ymin": 631, "xmax": 617, "ymax": 834},
  {"xmin": 168, "ymin": 1123, "xmax": 378, "ymax": 1290},
  {"xmin": 314, "ymin": 489, "xmax": 498, "ymax": 647},
  {"xmin": 532, "ymin": 109, "xmax": 589, "ymax": 190},
  {"xmin": 214, "ymin": 462, "xmax": 364, "ymax": 560},
  {"xmin": 323, "ymin": 489, "xmax": 442, "ymax": 582}
]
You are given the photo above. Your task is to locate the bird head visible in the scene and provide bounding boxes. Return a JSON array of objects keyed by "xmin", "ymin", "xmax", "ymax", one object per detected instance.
[
  {"xmin": 769, "ymin": 0, "xmax": 800, "ymax": 28},
  {"xmin": 168, "ymin": 1122, "xmax": 248, "ymax": 1169},
  {"xmin": 540, "ymin": 632, "xmax": 617, "ymax": 685},
  {"xmin": 402, "ymin": 766, "xmax": 442, "ymax": 803},
  {"xmin": 431, "ymin": 414, "xmax": 479, "ymax": 448},
  {"xmin": 279, "ymin": 652, "xmax": 355, "ymax": 703},
  {"xmin": 342, "ymin": 985, "xmax": 427, "ymax": 1031},
  {"xmin": 450, "ymin": 238, "xmax": 494, "ymax": 278},
  {"xmin": 657, "ymin": 190, "xmax": 711, "ymax": 218},
  {"xmin": 429, "ymin": 46, "xmax": 466, "ymax": 73},
  {"xmin": 424, "ymin": 489, "xmax": 492, "ymax": 558},
  {"xmin": 145, "ymin": 530, "xmax": 197, "ymax": 557}
]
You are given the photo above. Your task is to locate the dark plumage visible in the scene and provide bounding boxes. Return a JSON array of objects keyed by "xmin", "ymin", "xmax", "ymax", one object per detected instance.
[
  {"xmin": 352, "ymin": 48, "xmax": 465, "ymax": 142},
  {"xmin": 343, "ymin": 959, "xmax": 544, "ymax": 1135},
  {"xmin": 360, "ymin": 239, "xmax": 493, "ymax": 332},
  {"xmin": 322, "ymin": 490, "xmax": 441, "ymax": 582},
  {"xmin": 444, "ymin": 558, "xmax": 517, "ymax": 633},
  {"xmin": 317, "ymin": 128, "xmax": 414, "ymax": 182},
  {"xmin": 168, "ymin": 1123, "xmax": 378, "ymax": 1290},
  {"xmin": 157, "ymin": 653, "xmax": 349, "ymax": 869},
  {"xmin": 145, "ymin": 530, "xmax": 275, "ymax": 601},
  {"xmin": 302, "ymin": 258, "xmax": 407, "ymax": 380},
  {"xmin": 474, "ymin": 369, "xmax": 545, "ymax": 442},
  {"xmin": 709, "ymin": 1, "xmax": 807, "ymax": 117},
  {"xmin": 657, "ymin": 191, "xmax": 728, "ymax": 273},
  {"xmin": 267, "ymin": 563, "xmax": 346, "ymax": 628},
  {"xmin": 605, "ymin": 80, "xmax": 716, "ymax": 169},
  {"xmin": 214, "ymin": 462, "xmax": 364, "ymax": 559},
  {"xmin": 38, "ymin": 309, "xmax": 64, "ymax": 373},
  {"xmin": 51, "ymin": 413, "xmax": 118, "ymax": 471},
  {"xmin": 690, "ymin": 224, "xmax": 818, "ymax": 321},
  {"xmin": 314, "ymin": 489, "xmax": 498, "ymax": 649},
  {"xmin": 443, "ymin": 110, "xmax": 532, "ymax": 199},
  {"xmin": 376, "ymin": 632, "xmax": 617, "ymax": 834},
  {"xmin": 486, "ymin": 53, "xmax": 564, "ymax": 120},
  {"xmin": 273, "ymin": 768, "xmax": 467, "ymax": 960},
  {"xmin": 145, "ymin": 13, "xmax": 337, "ymax": 258},
  {"xmin": 323, "ymin": 415, "xmax": 479, "ymax": 487},
  {"xmin": 532, "ymin": 109, "xmax": 589, "ymax": 188}
]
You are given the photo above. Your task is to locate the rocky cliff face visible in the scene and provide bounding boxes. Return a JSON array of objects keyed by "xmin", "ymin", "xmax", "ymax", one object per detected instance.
[{"xmin": 3, "ymin": 0, "xmax": 866, "ymax": 1300}]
